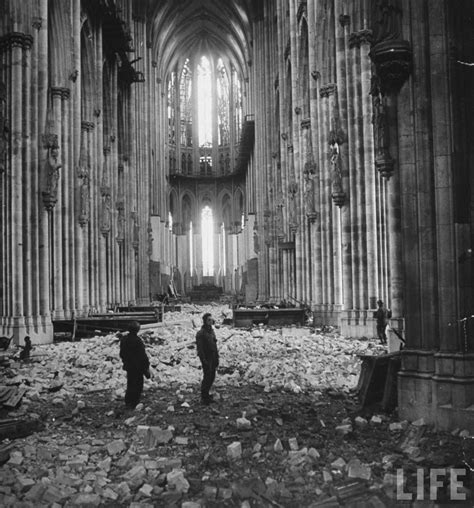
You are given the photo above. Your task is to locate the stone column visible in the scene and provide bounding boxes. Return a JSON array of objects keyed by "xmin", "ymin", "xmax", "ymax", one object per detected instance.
[
  {"xmin": 335, "ymin": 10, "xmax": 353, "ymax": 311},
  {"xmin": 11, "ymin": 34, "xmax": 27, "ymax": 333},
  {"xmin": 60, "ymin": 88, "xmax": 71, "ymax": 316},
  {"xmin": 50, "ymin": 87, "xmax": 64, "ymax": 319}
]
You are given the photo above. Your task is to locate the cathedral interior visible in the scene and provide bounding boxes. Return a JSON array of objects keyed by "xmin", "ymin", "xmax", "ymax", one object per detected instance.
[{"xmin": 0, "ymin": 0, "xmax": 473, "ymax": 431}]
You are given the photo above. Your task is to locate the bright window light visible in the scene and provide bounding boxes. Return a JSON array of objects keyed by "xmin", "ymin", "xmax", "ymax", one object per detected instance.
[
  {"xmin": 197, "ymin": 56, "xmax": 212, "ymax": 146},
  {"xmin": 189, "ymin": 221, "xmax": 193, "ymax": 274},
  {"xmin": 201, "ymin": 206, "xmax": 214, "ymax": 276}
]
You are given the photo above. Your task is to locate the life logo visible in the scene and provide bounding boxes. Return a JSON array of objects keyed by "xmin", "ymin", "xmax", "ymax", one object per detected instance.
[{"xmin": 396, "ymin": 467, "xmax": 472, "ymax": 503}]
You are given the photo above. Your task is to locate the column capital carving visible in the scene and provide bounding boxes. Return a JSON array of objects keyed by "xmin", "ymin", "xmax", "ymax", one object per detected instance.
[
  {"xmin": 339, "ymin": 14, "xmax": 350, "ymax": 27},
  {"xmin": 0, "ymin": 32, "xmax": 34, "ymax": 52},
  {"xmin": 301, "ymin": 119, "xmax": 311, "ymax": 129},
  {"xmin": 32, "ymin": 17, "xmax": 43, "ymax": 30},
  {"xmin": 81, "ymin": 121, "xmax": 95, "ymax": 132},
  {"xmin": 319, "ymin": 83, "xmax": 337, "ymax": 98},
  {"xmin": 51, "ymin": 86, "xmax": 70, "ymax": 100},
  {"xmin": 349, "ymin": 29, "xmax": 373, "ymax": 48}
]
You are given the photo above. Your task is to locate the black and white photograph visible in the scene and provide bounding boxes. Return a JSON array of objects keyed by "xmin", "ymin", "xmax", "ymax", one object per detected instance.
[{"xmin": 0, "ymin": 0, "xmax": 473, "ymax": 506}]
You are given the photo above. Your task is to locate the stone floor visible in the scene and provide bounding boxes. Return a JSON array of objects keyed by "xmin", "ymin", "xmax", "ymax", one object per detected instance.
[{"xmin": 0, "ymin": 304, "xmax": 471, "ymax": 507}]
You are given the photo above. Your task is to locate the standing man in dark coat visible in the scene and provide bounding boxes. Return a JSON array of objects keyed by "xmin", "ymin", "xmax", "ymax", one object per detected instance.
[
  {"xmin": 196, "ymin": 313, "xmax": 219, "ymax": 405},
  {"xmin": 119, "ymin": 321, "xmax": 150, "ymax": 409},
  {"xmin": 374, "ymin": 299, "xmax": 391, "ymax": 345}
]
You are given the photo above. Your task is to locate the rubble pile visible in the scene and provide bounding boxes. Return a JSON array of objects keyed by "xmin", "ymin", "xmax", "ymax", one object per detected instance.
[{"xmin": 0, "ymin": 304, "xmax": 468, "ymax": 507}]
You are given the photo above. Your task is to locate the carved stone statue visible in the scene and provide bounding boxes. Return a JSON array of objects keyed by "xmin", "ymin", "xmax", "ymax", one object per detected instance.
[
  {"xmin": 100, "ymin": 193, "xmax": 112, "ymax": 236},
  {"xmin": 329, "ymin": 140, "xmax": 346, "ymax": 207},
  {"xmin": 79, "ymin": 174, "xmax": 90, "ymax": 226},
  {"xmin": 372, "ymin": 0, "xmax": 403, "ymax": 44},
  {"xmin": 42, "ymin": 143, "xmax": 62, "ymax": 211}
]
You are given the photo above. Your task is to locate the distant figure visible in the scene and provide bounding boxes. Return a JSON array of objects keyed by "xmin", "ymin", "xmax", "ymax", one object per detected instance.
[
  {"xmin": 196, "ymin": 313, "xmax": 219, "ymax": 405},
  {"xmin": 119, "ymin": 321, "xmax": 150, "ymax": 409},
  {"xmin": 374, "ymin": 300, "xmax": 391, "ymax": 345},
  {"xmin": 19, "ymin": 336, "xmax": 32, "ymax": 361}
]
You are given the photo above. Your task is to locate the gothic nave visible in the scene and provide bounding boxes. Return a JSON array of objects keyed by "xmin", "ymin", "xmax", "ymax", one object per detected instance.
[{"xmin": 0, "ymin": 0, "xmax": 473, "ymax": 431}]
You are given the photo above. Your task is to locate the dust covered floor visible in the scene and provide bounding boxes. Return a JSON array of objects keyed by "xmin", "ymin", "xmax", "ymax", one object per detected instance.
[{"xmin": 0, "ymin": 304, "xmax": 471, "ymax": 507}]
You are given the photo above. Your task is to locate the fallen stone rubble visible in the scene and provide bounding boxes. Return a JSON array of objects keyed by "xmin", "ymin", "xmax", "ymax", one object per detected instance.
[{"xmin": 0, "ymin": 304, "xmax": 470, "ymax": 507}]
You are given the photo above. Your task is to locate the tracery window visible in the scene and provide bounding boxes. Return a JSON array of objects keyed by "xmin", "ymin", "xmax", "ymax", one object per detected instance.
[
  {"xmin": 233, "ymin": 67, "xmax": 242, "ymax": 143},
  {"xmin": 197, "ymin": 56, "xmax": 212, "ymax": 146},
  {"xmin": 168, "ymin": 71, "xmax": 176, "ymax": 145},
  {"xmin": 166, "ymin": 54, "xmax": 244, "ymax": 176},
  {"xmin": 217, "ymin": 58, "xmax": 230, "ymax": 146},
  {"xmin": 180, "ymin": 59, "xmax": 193, "ymax": 147}
]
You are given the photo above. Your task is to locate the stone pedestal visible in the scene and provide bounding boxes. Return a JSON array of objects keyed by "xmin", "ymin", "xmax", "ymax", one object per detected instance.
[{"xmin": 398, "ymin": 351, "xmax": 474, "ymax": 432}]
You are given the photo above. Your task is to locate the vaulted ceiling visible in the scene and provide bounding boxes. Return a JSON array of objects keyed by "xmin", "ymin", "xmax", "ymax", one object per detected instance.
[{"xmin": 134, "ymin": 0, "xmax": 258, "ymax": 76}]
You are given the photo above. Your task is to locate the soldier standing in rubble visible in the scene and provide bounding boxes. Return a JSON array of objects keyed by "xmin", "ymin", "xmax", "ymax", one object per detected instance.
[
  {"xmin": 119, "ymin": 321, "xmax": 151, "ymax": 409},
  {"xmin": 374, "ymin": 299, "xmax": 391, "ymax": 345},
  {"xmin": 196, "ymin": 313, "xmax": 219, "ymax": 405}
]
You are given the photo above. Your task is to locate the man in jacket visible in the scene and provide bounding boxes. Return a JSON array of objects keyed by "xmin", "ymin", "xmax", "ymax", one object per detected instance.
[
  {"xmin": 196, "ymin": 313, "xmax": 219, "ymax": 405},
  {"xmin": 119, "ymin": 321, "xmax": 150, "ymax": 409},
  {"xmin": 374, "ymin": 300, "xmax": 391, "ymax": 345}
]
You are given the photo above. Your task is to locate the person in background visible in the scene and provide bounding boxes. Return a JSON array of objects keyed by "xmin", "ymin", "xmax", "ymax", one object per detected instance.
[
  {"xmin": 374, "ymin": 299, "xmax": 391, "ymax": 345},
  {"xmin": 196, "ymin": 313, "xmax": 219, "ymax": 405},
  {"xmin": 19, "ymin": 336, "xmax": 32, "ymax": 361},
  {"xmin": 119, "ymin": 321, "xmax": 150, "ymax": 409}
]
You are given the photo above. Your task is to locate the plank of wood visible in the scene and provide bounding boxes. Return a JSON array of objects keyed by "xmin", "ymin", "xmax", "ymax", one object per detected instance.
[
  {"xmin": 4, "ymin": 385, "xmax": 28, "ymax": 408},
  {"xmin": 0, "ymin": 386, "xmax": 15, "ymax": 403}
]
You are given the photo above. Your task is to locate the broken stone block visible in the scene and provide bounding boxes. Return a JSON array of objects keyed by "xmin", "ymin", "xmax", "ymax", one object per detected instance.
[
  {"xmin": 24, "ymin": 483, "xmax": 47, "ymax": 501},
  {"xmin": 145, "ymin": 427, "xmax": 174, "ymax": 447},
  {"xmin": 273, "ymin": 439, "xmax": 284, "ymax": 452},
  {"xmin": 217, "ymin": 487, "xmax": 233, "ymax": 500},
  {"xmin": 322, "ymin": 470, "xmax": 333, "ymax": 483},
  {"xmin": 106, "ymin": 439, "xmax": 126, "ymax": 456},
  {"xmin": 403, "ymin": 445, "xmax": 421, "ymax": 458},
  {"xmin": 347, "ymin": 459, "xmax": 372, "ymax": 480},
  {"xmin": 412, "ymin": 418, "xmax": 426, "ymax": 427},
  {"xmin": 71, "ymin": 493, "xmax": 101, "ymax": 505},
  {"xmin": 166, "ymin": 469, "xmax": 190, "ymax": 493},
  {"xmin": 115, "ymin": 481, "xmax": 131, "ymax": 498},
  {"xmin": 227, "ymin": 442, "xmax": 242, "ymax": 460},
  {"xmin": 102, "ymin": 488, "xmax": 118, "ymax": 500},
  {"xmin": 98, "ymin": 457, "xmax": 112, "ymax": 472},
  {"xmin": 137, "ymin": 425, "xmax": 149, "ymax": 438},
  {"xmin": 203, "ymin": 485, "xmax": 218, "ymax": 499},
  {"xmin": 175, "ymin": 436, "xmax": 189, "ymax": 445},
  {"xmin": 236, "ymin": 417, "xmax": 251, "ymax": 430},
  {"xmin": 308, "ymin": 448, "xmax": 320, "ymax": 460},
  {"xmin": 122, "ymin": 464, "xmax": 147, "ymax": 487},
  {"xmin": 354, "ymin": 416, "xmax": 368, "ymax": 427},
  {"xmin": 335, "ymin": 424, "xmax": 352, "ymax": 435},
  {"xmin": 288, "ymin": 437, "xmax": 298, "ymax": 451},
  {"xmin": 8, "ymin": 451, "xmax": 23, "ymax": 465},
  {"xmin": 330, "ymin": 457, "xmax": 346, "ymax": 470},
  {"xmin": 182, "ymin": 503, "xmax": 201, "ymax": 508},
  {"xmin": 16, "ymin": 477, "xmax": 35, "ymax": 491},
  {"xmin": 139, "ymin": 483, "xmax": 154, "ymax": 497},
  {"xmin": 370, "ymin": 415, "xmax": 383, "ymax": 425},
  {"xmin": 42, "ymin": 485, "xmax": 66, "ymax": 504},
  {"xmin": 389, "ymin": 422, "xmax": 404, "ymax": 432},
  {"xmin": 157, "ymin": 457, "xmax": 183, "ymax": 472}
]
